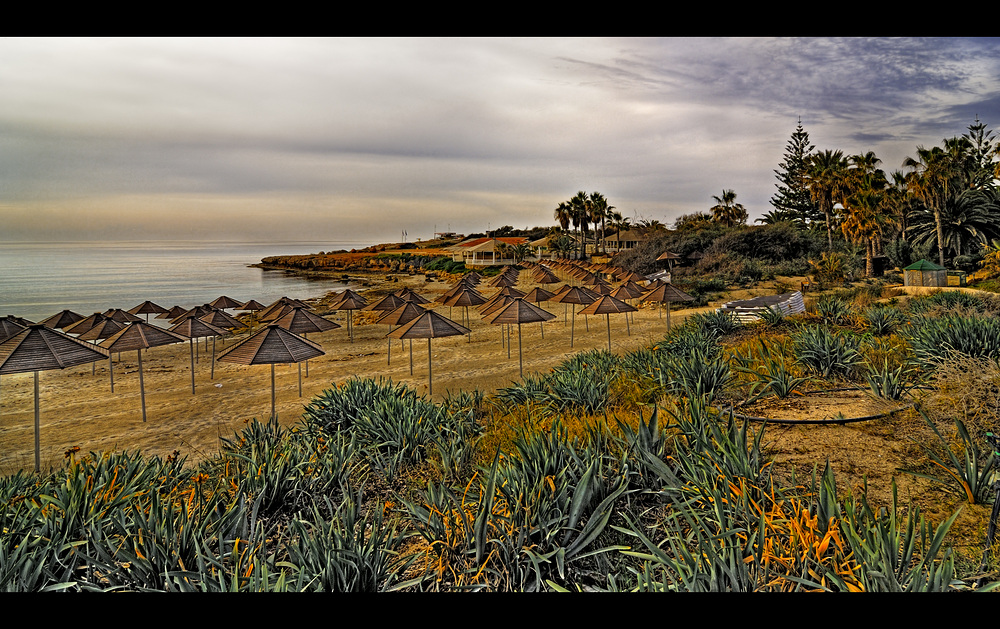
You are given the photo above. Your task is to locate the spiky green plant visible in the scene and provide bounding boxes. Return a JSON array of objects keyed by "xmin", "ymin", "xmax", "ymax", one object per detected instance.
[
  {"xmin": 863, "ymin": 305, "xmax": 906, "ymax": 336},
  {"xmin": 864, "ymin": 356, "xmax": 921, "ymax": 400},
  {"xmin": 815, "ymin": 294, "xmax": 851, "ymax": 325},
  {"xmin": 792, "ymin": 325, "xmax": 861, "ymax": 379},
  {"xmin": 903, "ymin": 413, "xmax": 997, "ymax": 505}
]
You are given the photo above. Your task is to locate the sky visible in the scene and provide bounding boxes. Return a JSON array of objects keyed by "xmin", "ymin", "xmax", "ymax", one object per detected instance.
[{"xmin": 3, "ymin": 37, "xmax": 1000, "ymax": 245}]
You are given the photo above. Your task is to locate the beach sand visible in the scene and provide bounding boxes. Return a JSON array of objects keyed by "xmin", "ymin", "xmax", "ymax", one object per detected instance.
[{"xmin": 0, "ymin": 269, "xmax": 714, "ymax": 474}]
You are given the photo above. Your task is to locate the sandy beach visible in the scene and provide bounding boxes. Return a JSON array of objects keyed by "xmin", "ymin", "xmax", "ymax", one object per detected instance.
[{"xmin": 0, "ymin": 267, "xmax": 715, "ymax": 474}]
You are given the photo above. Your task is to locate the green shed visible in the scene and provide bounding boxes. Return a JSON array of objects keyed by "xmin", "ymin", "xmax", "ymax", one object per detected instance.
[{"xmin": 903, "ymin": 259, "xmax": 948, "ymax": 287}]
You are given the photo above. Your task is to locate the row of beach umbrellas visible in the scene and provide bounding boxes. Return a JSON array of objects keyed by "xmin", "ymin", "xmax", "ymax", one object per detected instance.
[{"xmin": 2, "ymin": 264, "xmax": 697, "ymax": 472}]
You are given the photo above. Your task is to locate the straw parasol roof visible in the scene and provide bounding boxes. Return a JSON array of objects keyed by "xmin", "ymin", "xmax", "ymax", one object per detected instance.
[
  {"xmin": 386, "ymin": 310, "xmax": 470, "ymax": 396},
  {"xmin": 642, "ymin": 282, "xmax": 696, "ymax": 330},
  {"xmin": 63, "ymin": 313, "xmax": 108, "ymax": 336},
  {"xmin": 217, "ymin": 324, "xmax": 326, "ymax": 419},
  {"xmin": 393, "ymin": 287, "xmax": 430, "ymax": 305},
  {"xmin": 0, "ymin": 324, "xmax": 109, "ymax": 472},
  {"xmin": 1, "ymin": 318, "xmax": 28, "ymax": 343},
  {"xmin": 577, "ymin": 295, "xmax": 639, "ymax": 351},
  {"xmin": 272, "ymin": 306, "xmax": 341, "ymax": 390},
  {"xmin": 199, "ymin": 309, "xmax": 244, "ymax": 330},
  {"xmin": 328, "ymin": 291, "xmax": 368, "ymax": 343},
  {"xmin": 127, "ymin": 301, "xmax": 169, "ymax": 323},
  {"xmin": 272, "ymin": 307, "xmax": 340, "ymax": 335},
  {"xmin": 169, "ymin": 316, "xmax": 228, "ymax": 394},
  {"xmin": 548, "ymin": 285, "xmax": 596, "ymax": 348},
  {"xmin": 38, "ymin": 309, "xmax": 84, "ymax": 331},
  {"xmin": 209, "ymin": 295, "xmax": 244, "ymax": 310},
  {"xmin": 156, "ymin": 306, "xmax": 188, "ymax": 321},
  {"xmin": 99, "ymin": 322, "xmax": 188, "ymax": 423},
  {"xmin": 484, "ymin": 298, "xmax": 555, "ymax": 378},
  {"xmin": 104, "ymin": 308, "xmax": 144, "ymax": 324}
]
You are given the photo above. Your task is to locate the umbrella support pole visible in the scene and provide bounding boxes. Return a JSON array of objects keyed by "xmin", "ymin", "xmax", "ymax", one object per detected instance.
[
  {"xmin": 427, "ymin": 338, "xmax": 432, "ymax": 396},
  {"xmin": 271, "ymin": 363, "xmax": 276, "ymax": 419},
  {"xmin": 606, "ymin": 314, "xmax": 612, "ymax": 352},
  {"xmin": 189, "ymin": 340, "xmax": 196, "ymax": 395},
  {"xmin": 507, "ymin": 325, "xmax": 511, "ymax": 360},
  {"xmin": 571, "ymin": 307, "xmax": 576, "ymax": 348},
  {"xmin": 109, "ymin": 355, "xmax": 114, "ymax": 393},
  {"xmin": 518, "ymin": 324, "xmax": 523, "ymax": 378},
  {"xmin": 298, "ymin": 363, "xmax": 302, "ymax": 397},
  {"xmin": 666, "ymin": 300, "xmax": 672, "ymax": 331},
  {"xmin": 409, "ymin": 340, "xmax": 413, "ymax": 375},
  {"xmin": 138, "ymin": 350, "xmax": 147, "ymax": 423},
  {"xmin": 33, "ymin": 371, "xmax": 40, "ymax": 474},
  {"xmin": 211, "ymin": 337, "xmax": 216, "ymax": 380}
]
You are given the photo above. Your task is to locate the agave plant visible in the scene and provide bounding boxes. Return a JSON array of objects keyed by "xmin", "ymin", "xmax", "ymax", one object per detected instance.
[
  {"xmin": 815, "ymin": 294, "xmax": 851, "ymax": 325},
  {"xmin": 792, "ymin": 324, "xmax": 861, "ymax": 379},
  {"xmin": 732, "ymin": 338, "xmax": 812, "ymax": 402},
  {"xmin": 864, "ymin": 356, "xmax": 921, "ymax": 400},
  {"xmin": 863, "ymin": 305, "xmax": 906, "ymax": 336},
  {"xmin": 904, "ymin": 412, "xmax": 997, "ymax": 505}
]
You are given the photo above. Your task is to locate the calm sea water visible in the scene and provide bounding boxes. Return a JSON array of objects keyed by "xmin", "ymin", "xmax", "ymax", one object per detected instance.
[{"xmin": 0, "ymin": 240, "xmax": 374, "ymax": 324}]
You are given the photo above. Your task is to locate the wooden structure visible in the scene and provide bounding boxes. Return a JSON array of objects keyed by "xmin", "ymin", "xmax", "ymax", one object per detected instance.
[
  {"xmin": 217, "ymin": 324, "xmax": 325, "ymax": 419},
  {"xmin": 99, "ymin": 322, "xmax": 187, "ymax": 423},
  {"xmin": 0, "ymin": 324, "xmax": 109, "ymax": 472},
  {"xmin": 903, "ymin": 259, "xmax": 948, "ymax": 288}
]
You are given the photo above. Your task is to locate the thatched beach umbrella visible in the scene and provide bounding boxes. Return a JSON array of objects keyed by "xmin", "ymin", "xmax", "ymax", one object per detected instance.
[
  {"xmin": 238, "ymin": 299, "xmax": 267, "ymax": 334},
  {"xmin": 642, "ymin": 283, "xmax": 696, "ymax": 330},
  {"xmin": 0, "ymin": 324, "xmax": 109, "ymax": 472},
  {"xmin": 548, "ymin": 286, "xmax": 595, "ymax": 348},
  {"xmin": 443, "ymin": 287, "xmax": 488, "ymax": 340},
  {"xmin": 363, "ymin": 293, "xmax": 409, "ymax": 335},
  {"xmin": 522, "ymin": 287, "xmax": 555, "ymax": 338},
  {"xmin": 329, "ymin": 291, "xmax": 367, "ymax": 343},
  {"xmin": 76, "ymin": 318, "xmax": 128, "ymax": 390},
  {"xmin": 217, "ymin": 324, "xmax": 325, "ymax": 419},
  {"xmin": 104, "ymin": 308, "xmax": 144, "ymax": 324},
  {"xmin": 386, "ymin": 310, "xmax": 470, "ymax": 396},
  {"xmin": 484, "ymin": 298, "xmax": 555, "ymax": 378},
  {"xmin": 169, "ymin": 316, "xmax": 227, "ymax": 394},
  {"xmin": 38, "ymin": 309, "xmax": 84, "ymax": 331},
  {"xmin": 156, "ymin": 306, "xmax": 188, "ymax": 322},
  {"xmin": 198, "ymin": 309, "xmax": 245, "ymax": 378},
  {"xmin": 209, "ymin": 295, "xmax": 243, "ymax": 311},
  {"xmin": 577, "ymin": 295, "xmax": 638, "ymax": 352},
  {"xmin": 127, "ymin": 300, "xmax": 169, "ymax": 323},
  {"xmin": 99, "ymin": 322, "xmax": 188, "ymax": 423},
  {"xmin": 378, "ymin": 301, "xmax": 427, "ymax": 372},
  {"xmin": 0, "ymin": 318, "xmax": 27, "ymax": 342},
  {"xmin": 272, "ymin": 306, "xmax": 340, "ymax": 395}
]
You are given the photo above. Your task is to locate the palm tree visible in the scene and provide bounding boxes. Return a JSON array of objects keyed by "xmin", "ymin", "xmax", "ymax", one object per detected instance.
[
  {"xmin": 839, "ymin": 152, "xmax": 893, "ymax": 276},
  {"xmin": 709, "ymin": 189, "xmax": 748, "ymax": 227},
  {"xmin": 570, "ymin": 191, "xmax": 591, "ymax": 259},
  {"xmin": 904, "ymin": 144, "xmax": 963, "ymax": 267},
  {"xmin": 907, "ymin": 187, "xmax": 1000, "ymax": 261},
  {"xmin": 806, "ymin": 150, "xmax": 850, "ymax": 250},
  {"xmin": 553, "ymin": 201, "xmax": 572, "ymax": 233},
  {"xmin": 589, "ymin": 192, "xmax": 614, "ymax": 255}
]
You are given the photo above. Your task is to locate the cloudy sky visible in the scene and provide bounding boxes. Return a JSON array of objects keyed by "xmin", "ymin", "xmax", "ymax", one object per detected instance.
[{"xmin": 2, "ymin": 37, "xmax": 999, "ymax": 245}]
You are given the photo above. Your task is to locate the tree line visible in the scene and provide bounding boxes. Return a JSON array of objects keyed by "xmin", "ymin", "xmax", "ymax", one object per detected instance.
[{"xmin": 763, "ymin": 117, "xmax": 1000, "ymax": 276}]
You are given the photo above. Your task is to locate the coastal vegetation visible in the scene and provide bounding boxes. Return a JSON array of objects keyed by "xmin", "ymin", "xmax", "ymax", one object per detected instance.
[
  {"xmin": 3, "ymin": 286, "xmax": 999, "ymax": 592},
  {"xmin": 5, "ymin": 118, "xmax": 1000, "ymax": 593}
]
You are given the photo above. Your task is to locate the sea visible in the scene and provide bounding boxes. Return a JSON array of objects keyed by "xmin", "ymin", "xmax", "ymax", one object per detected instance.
[{"xmin": 0, "ymin": 240, "xmax": 375, "ymax": 325}]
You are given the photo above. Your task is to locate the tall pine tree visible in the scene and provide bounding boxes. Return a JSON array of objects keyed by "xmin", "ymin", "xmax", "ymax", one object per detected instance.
[{"xmin": 770, "ymin": 119, "xmax": 820, "ymax": 226}]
